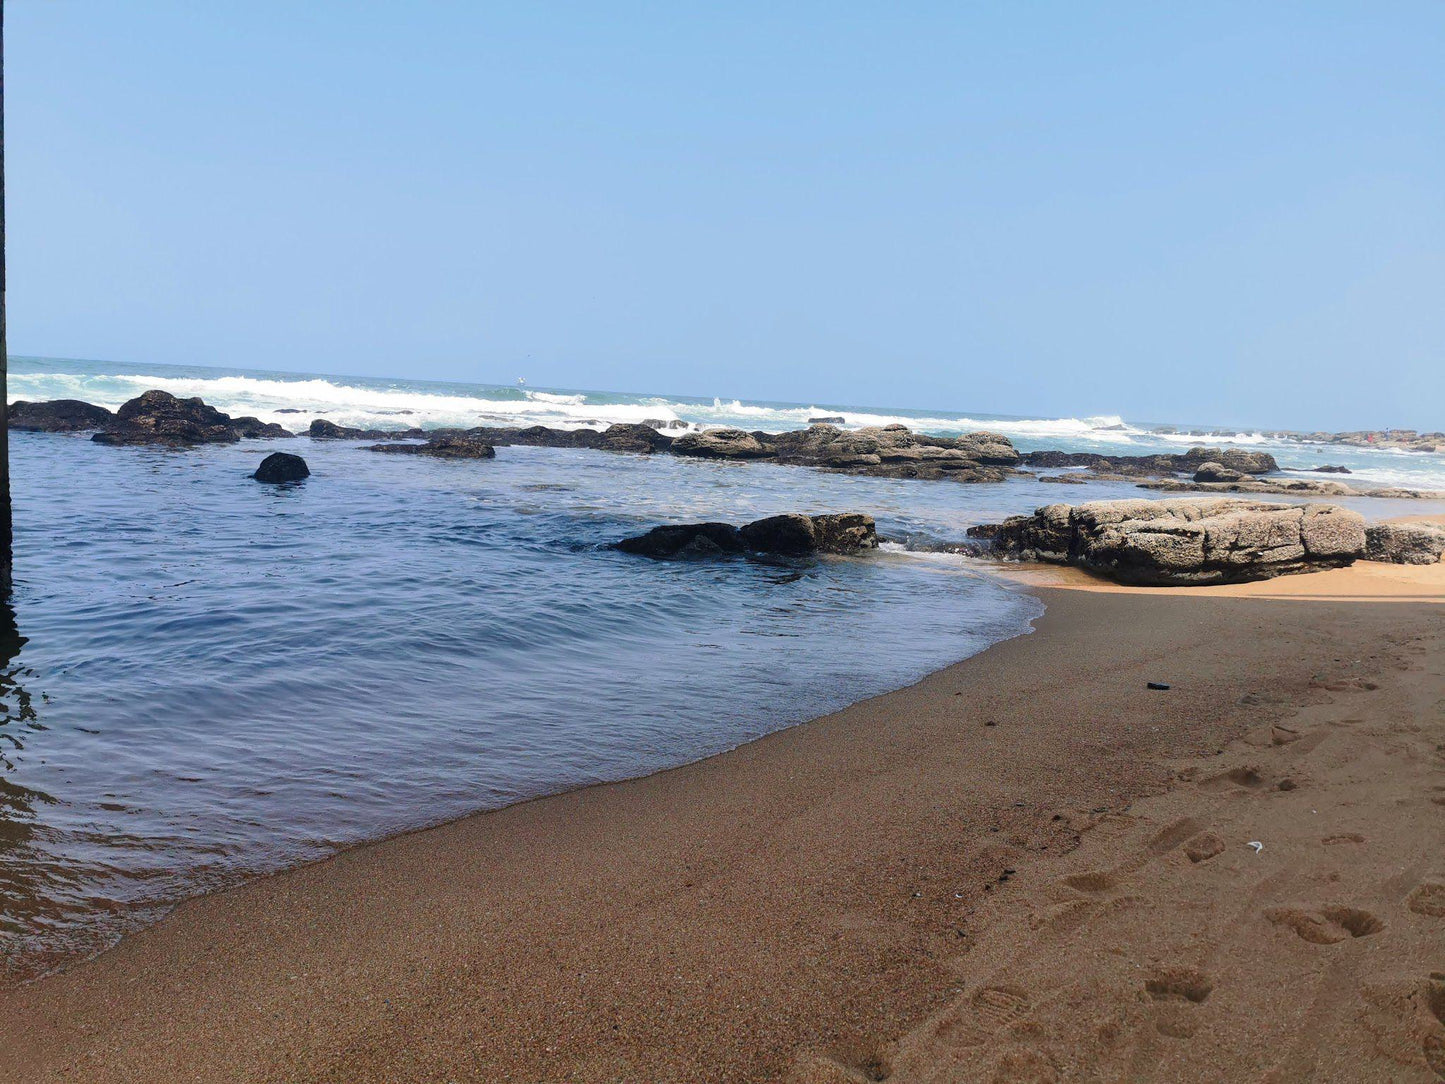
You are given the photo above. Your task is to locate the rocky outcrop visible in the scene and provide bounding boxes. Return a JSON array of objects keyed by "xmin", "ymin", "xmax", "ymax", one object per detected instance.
[
  {"xmin": 970, "ymin": 498, "xmax": 1367, "ymax": 585},
  {"xmin": 671, "ymin": 428, "xmax": 774, "ymax": 460},
  {"xmin": 298, "ymin": 417, "xmax": 1018, "ymax": 483},
  {"xmin": 739, "ymin": 514, "xmax": 818, "ymax": 555},
  {"xmin": 1020, "ymin": 446, "xmax": 1278, "ymax": 478},
  {"xmin": 1364, "ymin": 523, "xmax": 1445, "ymax": 565},
  {"xmin": 763, "ymin": 423, "xmax": 1016, "ymax": 480},
  {"xmin": 1311, "ymin": 465, "xmax": 1351, "ymax": 474},
  {"xmin": 93, "ymin": 391, "xmax": 294, "ymax": 446},
  {"xmin": 367, "ymin": 434, "xmax": 496, "ymax": 459},
  {"xmin": 1141, "ymin": 477, "xmax": 1355, "ymax": 497},
  {"xmin": 616, "ymin": 512, "xmax": 878, "ymax": 560},
  {"xmin": 615, "ymin": 522, "xmax": 745, "ymax": 558},
  {"xmin": 9, "ymin": 399, "xmax": 115, "ymax": 431},
  {"xmin": 309, "ymin": 419, "xmax": 426, "ymax": 440},
  {"xmin": 252, "ymin": 452, "xmax": 310, "ymax": 483},
  {"xmin": 596, "ymin": 423, "xmax": 674, "ymax": 454}
]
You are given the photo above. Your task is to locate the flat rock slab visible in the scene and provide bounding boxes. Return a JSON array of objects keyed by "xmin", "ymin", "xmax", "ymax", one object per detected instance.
[{"xmin": 975, "ymin": 497, "xmax": 1368, "ymax": 585}]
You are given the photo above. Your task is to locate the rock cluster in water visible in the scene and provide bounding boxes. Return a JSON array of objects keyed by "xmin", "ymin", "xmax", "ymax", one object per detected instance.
[
  {"xmin": 10, "ymin": 392, "xmax": 1445, "ymax": 499},
  {"xmin": 616, "ymin": 513, "xmax": 878, "ymax": 559},
  {"xmin": 969, "ymin": 498, "xmax": 1375, "ymax": 585}
]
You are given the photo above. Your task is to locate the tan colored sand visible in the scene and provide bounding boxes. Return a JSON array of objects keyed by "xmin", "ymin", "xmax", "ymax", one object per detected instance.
[{"xmin": 2, "ymin": 562, "xmax": 1443, "ymax": 1083}]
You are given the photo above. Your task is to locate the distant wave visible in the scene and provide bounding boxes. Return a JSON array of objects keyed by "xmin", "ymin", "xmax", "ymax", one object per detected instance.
[{"xmin": 9, "ymin": 371, "xmax": 682, "ymax": 432}]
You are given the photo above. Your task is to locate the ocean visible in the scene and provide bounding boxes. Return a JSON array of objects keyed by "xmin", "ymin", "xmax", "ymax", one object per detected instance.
[{"xmin": 3, "ymin": 355, "xmax": 1444, "ymax": 973}]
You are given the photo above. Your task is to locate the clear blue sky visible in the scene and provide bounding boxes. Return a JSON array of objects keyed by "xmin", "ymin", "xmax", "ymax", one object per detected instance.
[{"xmin": 7, "ymin": 2, "xmax": 1443, "ymax": 430}]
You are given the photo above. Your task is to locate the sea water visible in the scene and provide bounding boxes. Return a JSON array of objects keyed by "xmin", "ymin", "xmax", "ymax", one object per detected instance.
[{"xmin": 2, "ymin": 355, "xmax": 1443, "ymax": 970}]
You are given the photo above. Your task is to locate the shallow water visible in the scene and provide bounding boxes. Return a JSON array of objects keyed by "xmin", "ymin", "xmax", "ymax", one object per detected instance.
[{"xmin": 3, "ymin": 358, "xmax": 1444, "ymax": 971}]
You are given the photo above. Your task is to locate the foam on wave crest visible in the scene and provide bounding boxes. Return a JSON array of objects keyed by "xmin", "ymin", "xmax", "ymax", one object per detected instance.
[{"xmin": 9, "ymin": 371, "xmax": 682, "ymax": 432}]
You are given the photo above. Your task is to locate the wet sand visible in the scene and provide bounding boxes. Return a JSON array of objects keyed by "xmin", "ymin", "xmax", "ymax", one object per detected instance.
[{"xmin": 3, "ymin": 561, "xmax": 1444, "ymax": 1082}]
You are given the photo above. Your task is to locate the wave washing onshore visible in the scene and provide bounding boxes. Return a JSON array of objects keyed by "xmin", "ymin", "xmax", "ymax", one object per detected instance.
[{"xmin": 2, "ymin": 354, "xmax": 1444, "ymax": 976}]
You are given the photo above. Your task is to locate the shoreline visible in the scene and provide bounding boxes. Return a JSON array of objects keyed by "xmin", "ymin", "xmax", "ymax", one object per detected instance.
[{"xmin": 4, "ymin": 561, "xmax": 1443, "ymax": 1081}]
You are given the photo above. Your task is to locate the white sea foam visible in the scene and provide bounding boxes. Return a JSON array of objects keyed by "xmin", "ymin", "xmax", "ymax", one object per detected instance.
[{"xmin": 9, "ymin": 371, "xmax": 682, "ymax": 431}]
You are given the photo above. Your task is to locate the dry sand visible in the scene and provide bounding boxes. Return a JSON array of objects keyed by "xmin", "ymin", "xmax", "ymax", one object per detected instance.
[{"xmin": 3, "ymin": 560, "xmax": 1443, "ymax": 1083}]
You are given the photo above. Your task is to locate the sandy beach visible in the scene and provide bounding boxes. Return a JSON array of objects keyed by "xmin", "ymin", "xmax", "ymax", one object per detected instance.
[{"xmin": 3, "ymin": 557, "xmax": 1443, "ymax": 1082}]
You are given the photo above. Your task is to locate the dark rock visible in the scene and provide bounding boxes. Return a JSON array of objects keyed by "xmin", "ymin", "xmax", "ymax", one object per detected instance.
[
  {"xmin": 596, "ymin": 423, "xmax": 674, "ymax": 454},
  {"xmin": 309, "ymin": 419, "xmax": 426, "ymax": 440},
  {"xmin": 810, "ymin": 513, "xmax": 879, "ymax": 554},
  {"xmin": 974, "ymin": 497, "xmax": 1366, "ymax": 585},
  {"xmin": 808, "ymin": 415, "xmax": 847, "ymax": 424},
  {"xmin": 615, "ymin": 522, "xmax": 744, "ymax": 558},
  {"xmin": 93, "ymin": 390, "xmax": 291, "ymax": 446},
  {"xmin": 1147, "ymin": 682, "xmax": 1171, "ymax": 690},
  {"xmin": 1311, "ymin": 465, "xmax": 1352, "ymax": 474},
  {"xmin": 9, "ymin": 399, "xmax": 114, "ymax": 432},
  {"xmin": 232, "ymin": 416, "xmax": 295, "ymax": 439},
  {"xmin": 739, "ymin": 514, "xmax": 817, "ymax": 555},
  {"xmin": 367, "ymin": 434, "xmax": 496, "ymax": 459},
  {"xmin": 1364, "ymin": 523, "xmax": 1445, "ymax": 565},
  {"xmin": 252, "ymin": 452, "xmax": 310, "ymax": 483}
]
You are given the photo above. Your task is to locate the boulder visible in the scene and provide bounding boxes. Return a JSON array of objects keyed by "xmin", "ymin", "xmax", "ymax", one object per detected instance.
[
  {"xmin": 1193, "ymin": 462, "xmax": 1246, "ymax": 483},
  {"xmin": 252, "ymin": 452, "xmax": 310, "ymax": 483},
  {"xmin": 368, "ymin": 434, "xmax": 495, "ymax": 459},
  {"xmin": 762, "ymin": 424, "xmax": 1017, "ymax": 480},
  {"xmin": 616, "ymin": 512, "xmax": 878, "ymax": 559},
  {"xmin": 975, "ymin": 497, "xmax": 1366, "ymax": 585},
  {"xmin": 9, "ymin": 399, "xmax": 114, "ymax": 431},
  {"xmin": 1364, "ymin": 523, "xmax": 1445, "ymax": 565},
  {"xmin": 615, "ymin": 522, "xmax": 745, "ymax": 558},
  {"xmin": 739, "ymin": 514, "xmax": 818, "ymax": 555},
  {"xmin": 670, "ymin": 428, "xmax": 774, "ymax": 459},
  {"xmin": 596, "ymin": 423, "xmax": 674, "ymax": 454},
  {"xmin": 810, "ymin": 513, "xmax": 879, "ymax": 554},
  {"xmin": 93, "ymin": 390, "xmax": 292, "ymax": 446},
  {"xmin": 808, "ymin": 415, "xmax": 847, "ymax": 424},
  {"xmin": 1312, "ymin": 465, "xmax": 1351, "ymax": 474}
]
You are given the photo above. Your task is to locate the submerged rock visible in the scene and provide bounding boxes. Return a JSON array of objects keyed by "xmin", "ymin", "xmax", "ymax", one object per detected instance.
[
  {"xmin": 615, "ymin": 522, "xmax": 745, "ymax": 558},
  {"xmin": 94, "ymin": 390, "xmax": 294, "ymax": 446},
  {"xmin": 9, "ymin": 399, "xmax": 115, "ymax": 432},
  {"xmin": 367, "ymin": 434, "xmax": 496, "ymax": 459},
  {"xmin": 252, "ymin": 452, "xmax": 310, "ymax": 483},
  {"xmin": 974, "ymin": 497, "xmax": 1367, "ymax": 585},
  {"xmin": 1364, "ymin": 523, "xmax": 1445, "ymax": 565}
]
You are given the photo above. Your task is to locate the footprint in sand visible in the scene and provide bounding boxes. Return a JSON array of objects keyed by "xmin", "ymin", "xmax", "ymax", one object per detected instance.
[
  {"xmin": 1200, "ymin": 765, "xmax": 1268, "ymax": 791},
  {"xmin": 1184, "ymin": 832, "xmax": 1226, "ymax": 863},
  {"xmin": 1145, "ymin": 966, "xmax": 1214, "ymax": 1039},
  {"xmin": 1265, "ymin": 905, "xmax": 1384, "ymax": 944},
  {"xmin": 931, "ymin": 986, "xmax": 1034, "ymax": 1047},
  {"xmin": 1063, "ymin": 870, "xmax": 1117, "ymax": 893},
  {"xmin": 1407, "ymin": 880, "xmax": 1445, "ymax": 918}
]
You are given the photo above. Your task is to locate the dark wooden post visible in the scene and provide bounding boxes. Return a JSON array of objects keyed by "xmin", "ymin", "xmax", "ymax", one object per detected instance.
[{"xmin": 0, "ymin": 0, "xmax": 11, "ymax": 596}]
